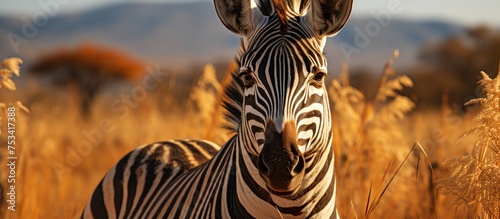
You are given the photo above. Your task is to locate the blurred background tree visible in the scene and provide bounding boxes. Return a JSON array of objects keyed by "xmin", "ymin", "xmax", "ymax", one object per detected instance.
[
  {"xmin": 414, "ymin": 25, "xmax": 500, "ymax": 109},
  {"xmin": 29, "ymin": 44, "xmax": 145, "ymax": 117},
  {"xmin": 348, "ymin": 26, "xmax": 500, "ymax": 110}
]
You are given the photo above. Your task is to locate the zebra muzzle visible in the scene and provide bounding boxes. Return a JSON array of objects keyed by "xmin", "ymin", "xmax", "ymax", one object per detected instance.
[{"xmin": 258, "ymin": 121, "xmax": 305, "ymax": 196}]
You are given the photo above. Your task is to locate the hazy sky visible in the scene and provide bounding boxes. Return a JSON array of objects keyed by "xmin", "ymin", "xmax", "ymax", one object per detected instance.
[{"xmin": 1, "ymin": 0, "xmax": 500, "ymax": 26}]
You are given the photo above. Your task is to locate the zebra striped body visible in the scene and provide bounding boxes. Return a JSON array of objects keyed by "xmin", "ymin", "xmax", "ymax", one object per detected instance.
[
  {"xmin": 84, "ymin": 138, "xmax": 335, "ymax": 218},
  {"xmin": 83, "ymin": 0, "xmax": 352, "ymax": 218}
]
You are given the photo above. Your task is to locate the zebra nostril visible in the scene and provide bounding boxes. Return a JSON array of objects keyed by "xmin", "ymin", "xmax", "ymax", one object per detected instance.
[
  {"xmin": 258, "ymin": 154, "xmax": 270, "ymax": 176},
  {"xmin": 292, "ymin": 155, "xmax": 305, "ymax": 174},
  {"xmin": 290, "ymin": 141, "xmax": 301, "ymax": 156}
]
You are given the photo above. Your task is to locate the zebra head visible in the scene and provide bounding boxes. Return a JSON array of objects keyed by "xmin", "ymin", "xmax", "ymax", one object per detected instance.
[{"xmin": 215, "ymin": 0, "xmax": 352, "ymax": 197}]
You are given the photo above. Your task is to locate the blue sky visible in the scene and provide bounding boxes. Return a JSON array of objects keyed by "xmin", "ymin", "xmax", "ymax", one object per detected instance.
[{"xmin": 2, "ymin": 0, "xmax": 500, "ymax": 26}]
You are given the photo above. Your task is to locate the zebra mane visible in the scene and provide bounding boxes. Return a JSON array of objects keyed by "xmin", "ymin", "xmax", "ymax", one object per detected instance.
[
  {"xmin": 271, "ymin": 0, "xmax": 289, "ymax": 33},
  {"xmin": 220, "ymin": 44, "xmax": 244, "ymax": 132}
]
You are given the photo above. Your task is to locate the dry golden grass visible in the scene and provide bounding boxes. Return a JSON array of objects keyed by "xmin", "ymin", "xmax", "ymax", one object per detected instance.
[
  {"xmin": 185, "ymin": 64, "xmax": 231, "ymax": 144},
  {"xmin": 1, "ymin": 58, "xmax": 22, "ymax": 90},
  {"xmin": 0, "ymin": 56, "xmax": 497, "ymax": 218},
  {"xmin": 330, "ymin": 51, "xmax": 435, "ymax": 218},
  {"xmin": 0, "ymin": 57, "xmax": 29, "ymax": 116},
  {"xmin": 439, "ymin": 69, "xmax": 500, "ymax": 218}
]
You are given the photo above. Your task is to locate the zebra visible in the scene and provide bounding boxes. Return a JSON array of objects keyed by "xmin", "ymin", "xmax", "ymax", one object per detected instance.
[{"xmin": 82, "ymin": 0, "xmax": 352, "ymax": 218}]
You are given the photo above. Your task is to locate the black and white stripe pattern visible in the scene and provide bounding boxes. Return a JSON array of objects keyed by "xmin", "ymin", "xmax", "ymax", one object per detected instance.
[{"xmin": 83, "ymin": 0, "xmax": 352, "ymax": 218}]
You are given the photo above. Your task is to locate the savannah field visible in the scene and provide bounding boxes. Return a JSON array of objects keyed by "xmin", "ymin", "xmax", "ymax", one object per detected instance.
[{"xmin": 0, "ymin": 26, "xmax": 499, "ymax": 219}]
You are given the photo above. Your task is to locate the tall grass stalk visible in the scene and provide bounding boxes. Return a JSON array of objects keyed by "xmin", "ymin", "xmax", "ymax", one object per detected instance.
[
  {"xmin": 331, "ymin": 51, "xmax": 438, "ymax": 218},
  {"xmin": 440, "ymin": 68, "xmax": 500, "ymax": 218}
]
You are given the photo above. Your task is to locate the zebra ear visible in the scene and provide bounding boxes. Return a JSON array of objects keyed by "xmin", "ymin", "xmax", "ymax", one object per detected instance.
[
  {"xmin": 214, "ymin": 0, "xmax": 263, "ymax": 35},
  {"xmin": 307, "ymin": 0, "xmax": 353, "ymax": 37}
]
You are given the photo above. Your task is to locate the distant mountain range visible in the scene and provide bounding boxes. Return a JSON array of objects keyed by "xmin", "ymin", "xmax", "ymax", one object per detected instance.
[{"xmin": 0, "ymin": 2, "xmax": 466, "ymax": 71}]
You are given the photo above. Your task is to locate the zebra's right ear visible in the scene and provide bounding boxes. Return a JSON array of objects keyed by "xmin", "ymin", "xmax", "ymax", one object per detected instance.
[{"xmin": 214, "ymin": 0, "xmax": 263, "ymax": 35}]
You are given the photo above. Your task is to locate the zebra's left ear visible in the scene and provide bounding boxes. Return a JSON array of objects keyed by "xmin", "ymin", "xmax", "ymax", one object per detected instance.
[
  {"xmin": 214, "ymin": 0, "xmax": 264, "ymax": 36},
  {"xmin": 307, "ymin": 0, "xmax": 353, "ymax": 37}
]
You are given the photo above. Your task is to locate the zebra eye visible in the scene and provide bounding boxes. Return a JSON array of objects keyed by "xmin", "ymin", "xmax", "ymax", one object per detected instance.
[
  {"xmin": 239, "ymin": 71, "xmax": 255, "ymax": 88},
  {"xmin": 311, "ymin": 72, "xmax": 327, "ymax": 84}
]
